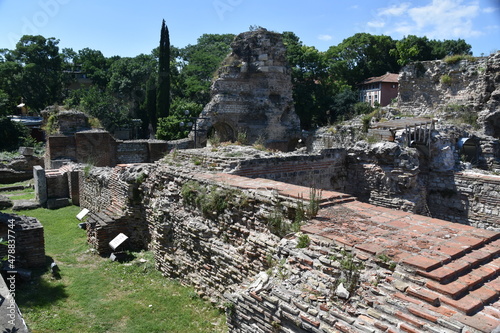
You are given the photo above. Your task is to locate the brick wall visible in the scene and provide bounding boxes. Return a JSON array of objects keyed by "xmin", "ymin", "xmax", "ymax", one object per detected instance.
[
  {"xmin": 428, "ymin": 171, "xmax": 500, "ymax": 228},
  {"xmin": 45, "ymin": 135, "xmax": 76, "ymax": 168},
  {"xmin": 79, "ymin": 163, "xmax": 500, "ymax": 332},
  {"xmin": 232, "ymin": 149, "xmax": 347, "ymax": 190},
  {"xmin": 46, "ymin": 131, "xmax": 169, "ymax": 168},
  {"xmin": 80, "ymin": 164, "xmax": 150, "ymax": 255},
  {"xmin": 0, "ymin": 213, "xmax": 45, "ymax": 268},
  {"xmin": 75, "ymin": 131, "xmax": 117, "ymax": 167},
  {"xmin": 117, "ymin": 141, "xmax": 149, "ymax": 164}
]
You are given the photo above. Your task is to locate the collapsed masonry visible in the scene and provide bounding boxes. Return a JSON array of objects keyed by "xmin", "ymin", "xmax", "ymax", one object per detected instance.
[
  {"xmin": 194, "ymin": 29, "xmax": 301, "ymax": 151},
  {"xmin": 36, "ymin": 44, "xmax": 500, "ymax": 332},
  {"xmin": 70, "ymin": 142, "xmax": 500, "ymax": 332},
  {"xmin": 0, "ymin": 212, "xmax": 45, "ymax": 269}
]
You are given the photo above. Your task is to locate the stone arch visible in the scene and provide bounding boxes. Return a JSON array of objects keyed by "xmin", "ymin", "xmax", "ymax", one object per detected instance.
[{"xmin": 208, "ymin": 122, "xmax": 236, "ymax": 143}]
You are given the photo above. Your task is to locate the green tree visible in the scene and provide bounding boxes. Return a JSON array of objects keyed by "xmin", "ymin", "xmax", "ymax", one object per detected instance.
[
  {"xmin": 390, "ymin": 35, "xmax": 433, "ymax": 66},
  {"xmin": 178, "ymin": 33, "xmax": 234, "ymax": 105},
  {"xmin": 78, "ymin": 86, "xmax": 129, "ymax": 132},
  {"xmin": 326, "ymin": 33, "xmax": 399, "ymax": 86},
  {"xmin": 156, "ymin": 98, "xmax": 203, "ymax": 140},
  {"xmin": 12, "ymin": 35, "xmax": 63, "ymax": 111},
  {"xmin": 156, "ymin": 19, "xmax": 170, "ymax": 124},
  {"xmin": 0, "ymin": 59, "xmax": 23, "ymax": 115},
  {"xmin": 107, "ymin": 54, "xmax": 156, "ymax": 105},
  {"xmin": 75, "ymin": 48, "xmax": 112, "ymax": 89},
  {"xmin": 0, "ymin": 117, "xmax": 29, "ymax": 151},
  {"xmin": 283, "ymin": 32, "xmax": 334, "ymax": 129},
  {"xmin": 429, "ymin": 39, "xmax": 472, "ymax": 58},
  {"xmin": 142, "ymin": 74, "xmax": 158, "ymax": 135}
]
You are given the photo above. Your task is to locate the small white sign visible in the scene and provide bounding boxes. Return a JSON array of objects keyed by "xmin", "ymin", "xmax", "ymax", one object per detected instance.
[
  {"xmin": 109, "ymin": 233, "xmax": 129, "ymax": 250},
  {"xmin": 76, "ymin": 208, "xmax": 90, "ymax": 221}
]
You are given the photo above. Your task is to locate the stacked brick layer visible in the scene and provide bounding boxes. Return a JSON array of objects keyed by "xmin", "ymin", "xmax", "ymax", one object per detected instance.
[{"xmin": 78, "ymin": 159, "xmax": 500, "ymax": 332}]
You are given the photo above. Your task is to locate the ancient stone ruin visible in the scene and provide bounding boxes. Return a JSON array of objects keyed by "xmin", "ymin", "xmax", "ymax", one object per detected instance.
[
  {"xmin": 0, "ymin": 212, "xmax": 45, "ymax": 269},
  {"xmin": 194, "ymin": 29, "xmax": 301, "ymax": 151},
  {"xmin": 31, "ymin": 39, "xmax": 500, "ymax": 332},
  {"xmin": 398, "ymin": 52, "xmax": 500, "ymax": 139}
]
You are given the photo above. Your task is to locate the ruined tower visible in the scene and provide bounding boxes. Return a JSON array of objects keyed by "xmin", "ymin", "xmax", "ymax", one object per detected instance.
[{"xmin": 194, "ymin": 29, "xmax": 301, "ymax": 151}]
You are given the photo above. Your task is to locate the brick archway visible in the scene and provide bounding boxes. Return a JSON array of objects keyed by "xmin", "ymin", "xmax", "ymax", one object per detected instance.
[{"xmin": 209, "ymin": 122, "xmax": 236, "ymax": 143}]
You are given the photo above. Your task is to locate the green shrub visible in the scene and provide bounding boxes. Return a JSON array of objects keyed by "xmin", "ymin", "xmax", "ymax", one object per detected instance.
[
  {"xmin": 440, "ymin": 74, "xmax": 452, "ymax": 85},
  {"xmin": 43, "ymin": 113, "xmax": 59, "ymax": 135},
  {"xmin": 442, "ymin": 104, "xmax": 480, "ymax": 129},
  {"xmin": 0, "ymin": 117, "xmax": 30, "ymax": 151},
  {"xmin": 208, "ymin": 133, "xmax": 221, "ymax": 147},
  {"xmin": 237, "ymin": 131, "xmax": 248, "ymax": 145},
  {"xmin": 362, "ymin": 115, "xmax": 372, "ymax": 133},
  {"xmin": 267, "ymin": 203, "xmax": 286, "ymax": 237},
  {"xmin": 181, "ymin": 181, "xmax": 244, "ymax": 217},
  {"xmin": 444, "ymin": 54, "xmax": 476, "ymax": 64},
  {"xmin": 330, "ymin": 249, "xmax": 365, "ymax": 295},
  {"xmin": 307, "ymin": 186, "xmax": 322, "ymax": 218},
  {"xmin": 296, "ymin": 233, "xmax": 310, "ymax": 248},
  {"xmin": 352, "ymin": 102, "xmax": 373, "ymax": 115}
]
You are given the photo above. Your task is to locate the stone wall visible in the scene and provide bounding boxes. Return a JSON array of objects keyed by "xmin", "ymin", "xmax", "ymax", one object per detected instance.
[
  {"xmin": 0, "ymin": 155, "xmax": 44, "ymax": 184},
  {"xmin": 398, "ymin": 52, "xmax": 500, "ymax": 115},
  {"xmin": 45, "ymin": 130, "xmax": 169, "ymax": 168},
  {"xmin": 0, "ymin": 212, "xmax": 45, "ymax": 268},
  {"xmin": 398, "ymin": 52, "xmax": 500, "ymax": 139},
  {"xmin": 428, "ymin": 171, "xmax": 500, "ymax": 229},
  {"xmin": 79, "ymin": 163, "xmax": 500, "ymax": 332},
  {"xmin": 143, "ymin": 170, "xmax": 287, "ymax": 302},
  {"xmin": 196, "ymin": 29, "xmax": 301, "ymax": 150},
  {"xmin": 164, "ymin": 145, "xmax": 500, "ymax": 225},
  {"xmin": 232, "ymin": 149, "xmax": 347, "ymax": 190},
  {"xmin": 79, "ymin": 164, "xmax": 151, "ymax": 254}
]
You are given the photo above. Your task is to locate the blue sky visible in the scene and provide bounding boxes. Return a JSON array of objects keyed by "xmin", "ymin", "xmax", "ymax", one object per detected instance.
[{"xmin": 0, "ymin": 0, "xmax": 499, "ymax": 58}]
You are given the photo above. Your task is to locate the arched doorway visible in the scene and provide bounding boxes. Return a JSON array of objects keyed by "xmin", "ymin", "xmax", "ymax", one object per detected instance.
[{"xmin": 208, "ymin": 122, "xmax": 236, "ymax": 143}]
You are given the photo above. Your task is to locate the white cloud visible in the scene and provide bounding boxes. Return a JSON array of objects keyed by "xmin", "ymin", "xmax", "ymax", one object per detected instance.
[
  {"xmin": 378, "ymin": 2, "xmax": 411, "ymax": 16},
  {"xmin": 483, "ymin": 7, "xmax": 498, "ymax": 13},
  {"xmin": 367, "ymin": 20, "xmax": 386, "ymax": 28},
  {"xmin": 318, "ymin": 34, "xmax": 333, "ymax": 41},
  {"xmin": 407, "ymin": 0, "xmax": 482, "ymax": 38},
  {"xmin": 369, "ymin": 0, "xmax": 484, "ymax": 39}
]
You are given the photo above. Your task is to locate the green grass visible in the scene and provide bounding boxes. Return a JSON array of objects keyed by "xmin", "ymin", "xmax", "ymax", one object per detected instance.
[
  {"xmin": 1, "ymin": 187, "xmax": 36, "ymax": 201},
  {"xmin": 0, "ymin": 179, "xmax": 33, "ymax": 188},
  {"xmin": 3, "ymin": 202, "xmax": 227, "ymax": 332}
]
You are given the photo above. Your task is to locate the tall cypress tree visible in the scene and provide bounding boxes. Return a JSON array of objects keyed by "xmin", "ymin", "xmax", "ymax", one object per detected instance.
[{"xmin": 157, "ymin": 19, "xmax": 170, "ymax": 123}]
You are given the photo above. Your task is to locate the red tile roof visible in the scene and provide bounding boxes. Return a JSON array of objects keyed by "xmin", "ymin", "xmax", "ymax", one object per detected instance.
[{"xmin": 361, "ymin": 72, "xmax": 399, "ymax": 85}]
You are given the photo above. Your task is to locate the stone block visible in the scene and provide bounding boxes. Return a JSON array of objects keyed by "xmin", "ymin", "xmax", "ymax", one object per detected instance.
[
  {"xmin": 0, "ymin": 195, "xmax": 13, "ymax": 210},
  {"xmin": 12, "ymin": 200, "xmax": 41, "ymax": 211},
  {"xmin": 33, "ymin": 165, "xmax": 47, "ymax": 207},
  {"xmin": 46, "ymin": 198, "xmax": 70, "ymax": 210}
]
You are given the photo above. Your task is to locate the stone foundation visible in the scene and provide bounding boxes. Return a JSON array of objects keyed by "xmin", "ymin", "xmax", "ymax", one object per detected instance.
[
  {"xmin": 79, "ymin": 162, "xmax": 500, "ymax": 332},
  {"xmin": 0, "ymin": 212, "xmax": 45, "ymax": 268}
]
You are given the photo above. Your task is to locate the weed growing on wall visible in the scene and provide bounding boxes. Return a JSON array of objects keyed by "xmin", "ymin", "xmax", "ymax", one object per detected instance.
[
  {"xmin": 267, "ymin": 201, "xmax": 287, "ymax": 237},
  {"xmin": 330, "ymin": 248, "xmax": 365, "ymax": 297},
  {"xmin": 442, "ymin": 103, "xmax": 480, "ymax": 129},
  {"xmin": 296, "ymin": 233, "xmax": 310, "ymax": 248},
  {"xmin": 440, "ymin": 74, "xmax": 452, "ymax": 85},
  {"xmin": 181, "ymin": 181, "xmax": 246, "ymax": 218},
  {"xmin": 83, "ymin": 164, "xmax": 93, "ymax": 177},
  {"xmin": 291, "ymin": 197, "xmax": 306, "ymax": 232},
  {"xmin": 307, "ymin": 186, "xmax": 322, "ymax": 218},
  {"xmin": 236, "ymin": 131, "xmax": 248, "ymax": 145},
  {"xmin": 443, "ymin": 54, "xmax": 476, "ymax": 64}
]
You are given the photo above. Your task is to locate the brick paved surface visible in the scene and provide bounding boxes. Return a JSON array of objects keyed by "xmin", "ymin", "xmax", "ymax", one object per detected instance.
[{"xmin": 198, "ymin": 172, "xmax": 500, "ymax": 332}]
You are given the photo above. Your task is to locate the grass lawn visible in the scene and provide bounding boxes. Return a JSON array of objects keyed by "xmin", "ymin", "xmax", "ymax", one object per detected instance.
[{"xmin": 2, "ymin": 188, "xmax": 227, "ymax": 333}]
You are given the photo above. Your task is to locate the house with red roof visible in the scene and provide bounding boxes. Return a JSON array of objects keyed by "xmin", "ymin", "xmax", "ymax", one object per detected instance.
[{"xmin": 359, "ymin": 72, "xmax": 399, "ymax": 107}]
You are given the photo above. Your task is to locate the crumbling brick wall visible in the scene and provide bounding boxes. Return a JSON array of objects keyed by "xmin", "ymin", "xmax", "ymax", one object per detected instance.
[
  {"xmin": 0, "ymin": 213, "xmax": 45, "ymax": 268},
  {"xmin": 428, "ymin": 171, "xmax": 500, "ymax": 228},
  {"xmin": 80, "ymin": 164, "xmax": 151, "ymax": 255}
]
